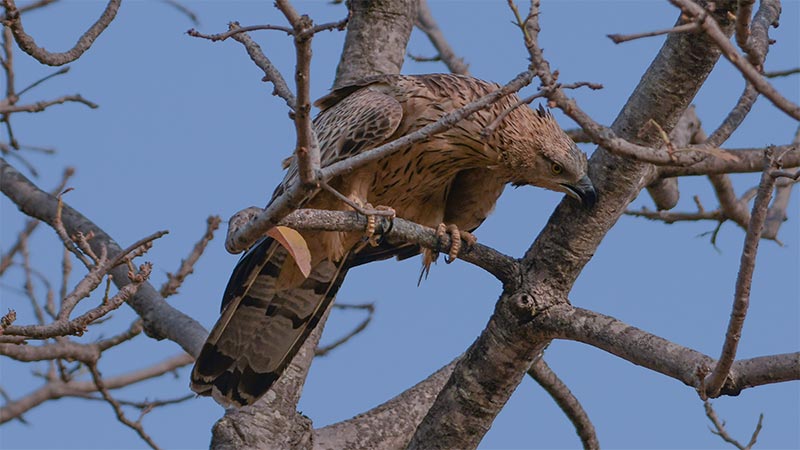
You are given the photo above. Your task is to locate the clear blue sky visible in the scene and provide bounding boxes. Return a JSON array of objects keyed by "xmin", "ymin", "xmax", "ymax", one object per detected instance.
[{"xmin": 1, "ymin": 1, "xmax": 798, "ymax": 449}]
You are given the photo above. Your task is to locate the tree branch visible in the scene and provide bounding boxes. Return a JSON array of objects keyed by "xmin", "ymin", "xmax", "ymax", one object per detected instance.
[
  {"xmin": 669, "ymin": 0, "xmax": 798, "ymax": 120},
  {"xmin": 224, "ymin": 68, "xmax": 537, "ymax": 254},
  {"xmin": 528, "ymin": 358, "xmax": 599, "ymax": 450},
  {"xmin": 704, "ymin": 154, "xmax": 778, "ymax": 397},
  {"xmin": 0, "ymin": 353, "xmax": 192, "ymax": 424},
  {"xmin": 538, "ymin": 305, "xmax": 799, "ymax": 397},
  {"xmin": 0, "ymin": 158, "xmax": 208, "ymax": 356},
  {"xmin": 414, "ymin": 0, "xmax": 469, "ymax": 75},
  {"xmin": 1, "ymin": 0, "xmax": 121, "ymax": 66}
]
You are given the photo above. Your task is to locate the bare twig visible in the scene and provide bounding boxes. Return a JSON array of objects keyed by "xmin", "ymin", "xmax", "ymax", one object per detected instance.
[
  {"xmin": 16, "ymin": 66, "xmax": 70, "ymax": 96},
  {"xmin": 76, "ymin": 392, "xmax": 194, "ymax": 409},
  {"xmin": 225, "ymin": 22, "xmax": 296, "ymax": 111},
  {"xmin": 407, "ymin": 53, "xmax": 441, "ymax": 63},
  {"xmin": 160, "ymin": 0, "xmax": 198, "ymax": 25},
  {"xmin": 0, "ymin": 93, "xmax": 98, "ymax": 113},
  {"xmin": 415, "ymin": 0, "xmax": 469, "ymax": 75},
  {"xmin": 669, "ymin": 0, "xmax": 799, "ymax": 120},
  {"xmin": 315, "ymin": 302, "xmax": 375, "ymax": 356},
  {"xmin": 225, "ymin": 68, "xmax": 536, "ymax": 254},
  {"xmin": 276, "ymin": 0, "xmax": 320, "ymax": 187},
  {"xmin": 0, "ymin": 353, "xmax": 192, "ymax": 424},
  {"xmin": 703, "ymin": 399, "xmax": 763, "ymax": 450},
  {"xmin": 14, "ymin": 0, "xmax": 58, "ymax": 14},
  {"xmin": 88, "ymin": 362, "xmax": 163, "ymax": 450},
  {"xmin": 762, "ymin": 179, "xmax": 794, "ymax": 241},
  {"xmin": 704, "ymin": 154, "xmax": 778, "ymax": 397},
  {"xmin": 3, "ymin": 263, "xmax": 153, "ymax": 339},
  {"xmin": 277, "ymin": 208, "xmax": 517, "ymax": 283},
  {"xmin": 529, "ymin": 358, "xmax": 599, "ymax": 450},
  {"xmin": 0, "ymin": 158, "xmax": 208, "ymax": 355},
  {"xmin": 659, "ymin": 144, "xmax": 798, "ymax": 177},
  {"xmin": 2, "ymin": 0, "xmax": 121, "ymax": 66},
  {"xmin": 764, "ymin": 67, "xmax": 800, "ymax": 78},
  {"xmin": 541, "ymin": 307, "xmax": 800, "ymax": 397},
  {"xmin": 625, "ymin": 206, "xmax": 723, "ymax": 224},
  {"xmin": 187, "ymin": 24, "xmax": 293, "ymax": 41},
  {"xmin": 483, "ymin": 81, "xmax": 602, "ymax": 138},
  {"xmin": 607, "ymin": 22, "xmax": 700, "ymax": 44},
  {"xmin": 160, "ymin": 216, "xmax": 220, "ymax": 298}
]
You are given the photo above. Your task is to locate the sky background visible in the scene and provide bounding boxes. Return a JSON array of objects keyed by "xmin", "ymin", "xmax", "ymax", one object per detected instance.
[{"xmin": 1, "ymin": 1, "xmax": 798, "ymax": 449}]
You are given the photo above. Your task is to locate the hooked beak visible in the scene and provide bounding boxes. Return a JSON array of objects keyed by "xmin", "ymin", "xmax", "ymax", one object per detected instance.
[{"xmin": 561, "ymin": 175, "xmax": 597, "ymax": 208}]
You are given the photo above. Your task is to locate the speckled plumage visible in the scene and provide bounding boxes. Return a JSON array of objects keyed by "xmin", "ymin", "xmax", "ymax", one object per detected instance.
[{"xmin": 190, "ymin": 74, "xmax": 595, "ymax": 407}]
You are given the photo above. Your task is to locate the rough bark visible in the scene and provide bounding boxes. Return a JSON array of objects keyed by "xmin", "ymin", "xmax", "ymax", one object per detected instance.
[
  {"xmin": 407, "ymin": 3, "xmax": 739, "ymax": 449},
  {"xmin": 333, "ymin": 0, "xmax": 417, "ymax": 89},
  {"xmin": 313, "ymin": 359, "xmax": 458, "ymax": 450}
]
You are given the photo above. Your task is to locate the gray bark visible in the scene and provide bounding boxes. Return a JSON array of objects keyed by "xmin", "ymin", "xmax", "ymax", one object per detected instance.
[
  {"xmin": 333, "ymin": 0, "xmax": 417, "ymax": 89},
  {"xmin": 407, "ymin": 2, "xmax": 739, "ymax": 449}
]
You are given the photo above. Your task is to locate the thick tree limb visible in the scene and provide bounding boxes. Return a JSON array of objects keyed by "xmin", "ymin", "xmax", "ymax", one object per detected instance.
[
  {"xmin": 408, "ymin": 1, "xmax": 741, "ymax": 448},
  {"xmin": 333, "ymin": 0, "xmax": 417, "ymax": 89},
  {"xmin": 313, "ymin": 359, "xmax": 458, "ymax": 450},
  {"xmin": 660, "ymin": 144, "xmax": 798, "ymax": 176},
  {"xmin": 538, "ymin": 306, "xmax": 799, "ymax": 396}
]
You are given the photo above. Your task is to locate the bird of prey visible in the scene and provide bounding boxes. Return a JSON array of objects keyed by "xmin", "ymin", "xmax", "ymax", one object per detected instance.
[{"xmin": 190, "ymin": 73, "xmax": 596, "ymax": 407}]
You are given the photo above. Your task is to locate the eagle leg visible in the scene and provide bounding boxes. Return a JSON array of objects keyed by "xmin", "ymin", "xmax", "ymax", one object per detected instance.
[
  {"xmin": 363, "ymin": 204, "xmax": 396, "ymax": 247},
  {"xmin": 437, "ymin": 223, "xmax": 477, "ymax": 264},
  {"xmin": 419, "ymin": 223, "xmax": 477, "ymax": 284},
  {"xmin": 319, "ymin": 178, "xmax": 396, "ymax": 246}
]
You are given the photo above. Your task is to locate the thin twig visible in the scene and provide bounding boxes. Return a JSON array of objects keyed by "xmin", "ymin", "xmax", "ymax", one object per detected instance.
[
  {"xmin": 0, "ymin": 353, "xmax": 193, "ymax": 424},
  {"xmin": 4, "ymin": 263, "xmax": 152, "ymax": 339},
  {"xmin": 225, "ymin": 22, "xmax": 296, "ymax": 111},
  {"xmin": 0, "ymin": 93, "xmax": 98, "ymax": 113},
  {"xmin": 276, "ymin": 0, "xmax": 320, "ymax": 187},
  {"xmin": 704, "ymin": 153, "xmax": 778, "ymax": 397},
  {"xmin": 160, "ymin": 0, "xmax": 198, "ymax": 26},
  {"xmin": 225, "ymin": 68, "xmax": 537, "ymax": 254},
  {"xmin": 763, "ymin": 67, "xmax": 800, "ymax": 78},
  {"xmin": 88, "ymin": 362, "xmax": 162, "ymax": 450},
  {"xmin": 529, "ymin": 358, "xmax": 599, "ymax": 450},
  {"xmin": 414, "ymin": 0, "xmax": 469, "ymax": 75},
  {"xmin": 16, "ymin": 66, "xmax": 70, "ymax": 97},
  {"xmin": 607, "ymin": 21, "xmax": 700, "ymax": 44},
  {"xmin": 703, "ymin": 399, "xmax": 764, "ymax": 450},
  {"xmin": 669, "ymin": 0, "xmax": 799, "ymax": 120},
  {"xmin": 187, "ymin": 24, "xmax": 293, "ymax": 41},
  {"xmin": 483, "ymin": 81, "xmax": 602, "ymax": 138},
  {"xmin": 160, "ymin": 215, "xmax": 220, "ymax": 298},
  {"xmin": 315, "ymin": 302, "xmax": 375, "ymax": 356}
]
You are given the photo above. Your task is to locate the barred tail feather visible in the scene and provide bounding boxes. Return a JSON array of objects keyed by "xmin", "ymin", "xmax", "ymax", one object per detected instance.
[{"xmin": 190, "ymin": 237, "xmax": 349, "ymax": 407}]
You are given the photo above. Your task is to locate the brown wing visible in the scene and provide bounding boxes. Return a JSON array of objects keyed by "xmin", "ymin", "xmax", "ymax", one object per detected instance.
[
  {"xmin": 190, "ymin": 237, "xmax": 350, "ymax": 407},
  {"xmin": 270, "ymin": 82, "xmax": 403, "ymax": 204},
  {"xmin": 191, "ymin": 82, "xmax": 406, "ymax": 407}
]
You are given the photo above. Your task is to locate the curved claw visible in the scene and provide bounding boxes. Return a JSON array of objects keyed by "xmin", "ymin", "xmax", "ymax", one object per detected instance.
[
  {"xmin": 363, "ymin": 203, "xmax": 396, "ymax": 247},
  {"xmin": 437, "ymin": 223, "xmax": 476, "ymax": 264},
  {"xmin": 443, "ymin": 224, "xmax": 461, "ymax": 264}
]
